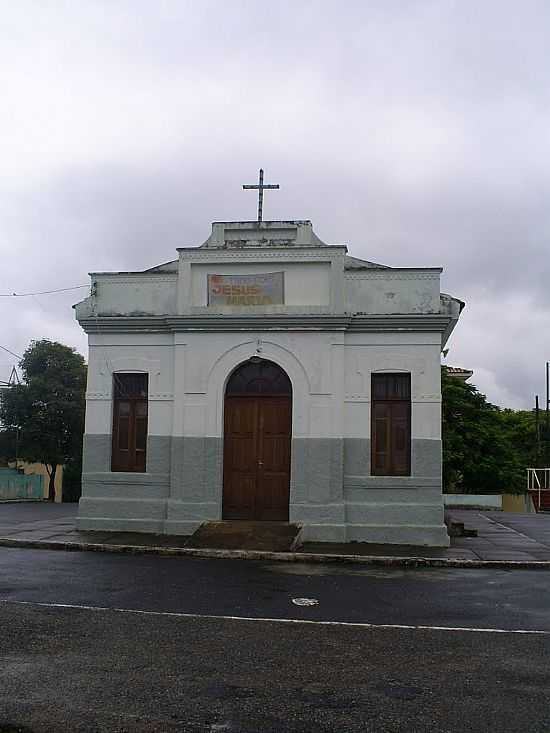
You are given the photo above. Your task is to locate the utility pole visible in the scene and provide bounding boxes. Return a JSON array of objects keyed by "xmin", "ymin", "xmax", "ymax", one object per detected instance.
[
  {"xmin": 535, "ymin": 395, "xmax": 541, "ymax": 466},
  {"xmin": 546, "ymin": 362, "xmax": 550, "ymax": 466}
]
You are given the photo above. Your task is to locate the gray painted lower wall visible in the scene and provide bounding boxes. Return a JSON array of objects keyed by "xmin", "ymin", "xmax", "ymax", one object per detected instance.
[
  {"xmin": 82, "ymin": 434, "xmax": 111, "ymax": 474},
  {"xmin": 288, "ymin": 437, "xmax": 346, "ymax": 541},
  {"xmin": 339, "ymin": 437, "xmax": 447, "ymax": 545},
  {"xmin": 344, "ymin": 438, "xmax": 441, "ymax": 481},
  {"xmin": 412, "ymin": 439, "xmax": 442, "ymax": 478},
  {"xmin": 77, "ymin": 434, "xmax": 173, "ymax": 532},
  {"xmin": 166, "ymin": 437, "xmax": 224, "ymax": 534},
  {"xmin": 78, "ymin": 433, "xmax": 448, "ymax": 546},
  {"xmin": 170, "ymin": 437, "xmax": 223, "ymax": 502},
  {"xmin": 344, "ymin": 438, "xmax": 370, "ymax": 477},
  {"xmin": 291, "ymin": 438, "xmax": 344, "ymax": 504},
  {"xmin": 82, "ymin": 434, "xmax": 172, "ymax": 475}
]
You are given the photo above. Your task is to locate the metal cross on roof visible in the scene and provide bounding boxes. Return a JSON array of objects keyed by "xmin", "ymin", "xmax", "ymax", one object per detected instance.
[{"xmin": 243, "ymin": 168, "xmax": 280, "ymax": 223}]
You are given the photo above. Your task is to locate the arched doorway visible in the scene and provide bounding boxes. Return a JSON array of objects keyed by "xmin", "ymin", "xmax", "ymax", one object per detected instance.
[{"xmin": 222, "ymin": 358, "xmax": 292, "ymax": 521}]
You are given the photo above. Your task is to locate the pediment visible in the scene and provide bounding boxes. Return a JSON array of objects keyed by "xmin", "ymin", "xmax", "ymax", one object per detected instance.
[{"xmin": 199, "ymin": 220, "xmax": 329, "ymax": 249}]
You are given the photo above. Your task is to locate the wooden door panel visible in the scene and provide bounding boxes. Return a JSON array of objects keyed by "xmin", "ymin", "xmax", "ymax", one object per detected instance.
[
  {"xmin": 256, "ymin": 398, "xmax": 291, "ymax": 520},
  {"xmin": 261, "ymin": 438, "xmax": 290, "ymax": 471},
  {"xmin": 261, "ymin": 400, "xmax": 290, "ymax": 433},
  {"xmin": 223, "ymin": 396, "xmax": 291, "ymax": 521},
  {"xmin": 226, "ymin": 438, "xmax": 254, "ymax": 471},
  {"xmin": 224, "ymin": 474, "xmax": 256, "ymax": 519},
  {"xmin": 255, "ymin": 475, "xmax": 289, "ymax": 520},
  {"xmin": 222, "ymin": 398, "xmax": 258, "ymax": 519},
  {"xmin": 226, "ymin": 401, "xmax": 255, "ymax": 435}
]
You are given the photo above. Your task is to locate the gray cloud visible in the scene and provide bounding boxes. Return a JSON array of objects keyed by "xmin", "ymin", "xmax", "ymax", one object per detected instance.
[{"xmin": 1, "ymin": 0, "xmax": 549, "ymax": 407}]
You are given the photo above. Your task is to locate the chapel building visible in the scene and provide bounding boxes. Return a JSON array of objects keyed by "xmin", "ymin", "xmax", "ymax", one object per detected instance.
[{"xmin": 75, "ymin": 218, "xmax": 463, "ymax": 546}]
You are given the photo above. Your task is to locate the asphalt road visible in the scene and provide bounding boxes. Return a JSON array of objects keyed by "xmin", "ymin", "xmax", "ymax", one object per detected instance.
[
  {"xmin": 1, "ymin": 548, "xmax": 550, "ymax": 732},
  {"xmin": 1, "ymin": 547, "xmax": 549, "ymax": 629}
]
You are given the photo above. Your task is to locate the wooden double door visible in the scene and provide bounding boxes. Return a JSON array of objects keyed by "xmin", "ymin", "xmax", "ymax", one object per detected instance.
[{"xmin": 223, "ymin": 395, "xmax": 292, "ymax": 521}]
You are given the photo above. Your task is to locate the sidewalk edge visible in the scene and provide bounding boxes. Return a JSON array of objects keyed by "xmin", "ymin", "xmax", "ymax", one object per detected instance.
[{"xmin": 0, "ymin": 536, "xmax": 549, "ymax": 569}]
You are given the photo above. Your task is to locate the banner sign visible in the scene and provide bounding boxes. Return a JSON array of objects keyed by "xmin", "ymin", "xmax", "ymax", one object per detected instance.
[{"xmin": 208, "ymin": 273, "xmax": 284, "ymax": 306}]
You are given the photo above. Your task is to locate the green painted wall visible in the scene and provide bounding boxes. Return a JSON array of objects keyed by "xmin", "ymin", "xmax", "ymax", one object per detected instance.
[{"xmin": 0, "ymin": 467, "xmax": 43, "ymax": 500}]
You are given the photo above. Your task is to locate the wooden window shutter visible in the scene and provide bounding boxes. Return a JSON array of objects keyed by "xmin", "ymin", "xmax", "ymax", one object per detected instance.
[
  {"xmin": 390, "ymin": 401, "xmax": 411, "ymax": 475},
  {"xmin": 111, "ymin": 373, "xmax": 148, "ymax": 472},
  {"xmin": 371, "ymin": 374, "xmax": 411, "ymax": 476},
  {"xmin": 372, "ymin": 402, "xmax": 391, "ymax": 475}
]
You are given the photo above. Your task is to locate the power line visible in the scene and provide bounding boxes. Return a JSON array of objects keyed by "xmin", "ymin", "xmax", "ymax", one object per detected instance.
[
  {"xmin": 0, "ymin": 284, "xmax": 89, "ymax": 297},
  {"xmin": 0, "ymin": 345, "xmax": 22, "ymax": 360}
]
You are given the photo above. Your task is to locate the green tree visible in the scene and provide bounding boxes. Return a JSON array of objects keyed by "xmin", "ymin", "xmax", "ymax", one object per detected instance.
[
  {"xmin": 0, "ymin": 428, "xmax": 18, "ymax": 466},
  {"xmin": 442, "ymin": 368, "xmax": 537, "ymax": 493},
  {"xmin": 0, "ymin": 340, "xmax": 87, "ymax": 501}
]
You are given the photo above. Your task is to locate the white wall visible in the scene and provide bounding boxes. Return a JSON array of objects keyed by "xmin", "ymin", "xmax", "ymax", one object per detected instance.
[
  {"xmin": 85, "ymin": 275, "xmax": 177, "ymax": 316},
  {"xmin": 346, "ymin": 269, "xmax": 441, "ymax": 314},
  {"xmin": 85, "ymin": 334, "xmax": 175, "ymax": 436},
  {"xmin": 86, "ymin": 331, "xmax": 343, "ymax": 440},
  {"xmin": 343, "ymin": 332, "xmax": 441, "ymax": 440},
  {"xmin": 75, "ymin": 253, "xmax": 444, "ymax": 320},
  {"xmin": 174, "ymin": 331, "xmax": 342, "ymax": 440},
  {"xmin": 85, "ymin": 330, "xmax": 441, "ymax": 443}
]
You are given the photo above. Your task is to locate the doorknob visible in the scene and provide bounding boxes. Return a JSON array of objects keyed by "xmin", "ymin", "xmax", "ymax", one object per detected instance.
[{"xmin": 258, "ymin": 460, "xmax": 264, "ymax": 467}]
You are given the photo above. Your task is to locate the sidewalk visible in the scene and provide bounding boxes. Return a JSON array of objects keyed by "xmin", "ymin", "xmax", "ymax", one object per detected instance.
[{"xmin": 1, "ymin": 503, "xmax": 550, "ymax": 566}]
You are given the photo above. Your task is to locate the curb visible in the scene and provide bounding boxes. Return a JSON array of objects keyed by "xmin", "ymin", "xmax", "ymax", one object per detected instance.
[
  {"xmin": 0, "ymin": 499, "xmax": 45, "ymax": 504},
  {"xmin": 0, "ymin": 536, "xmax": 549, "ymax": 569}
]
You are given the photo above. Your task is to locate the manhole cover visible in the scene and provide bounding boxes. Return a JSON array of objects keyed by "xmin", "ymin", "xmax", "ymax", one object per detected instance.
[
  {"xmin": 292, "ymin": 597, "xmax": 319, "ymax": 606},
  {"xmin": 380, "ymin": 684, "xmax": 424, "ymax": 701}
]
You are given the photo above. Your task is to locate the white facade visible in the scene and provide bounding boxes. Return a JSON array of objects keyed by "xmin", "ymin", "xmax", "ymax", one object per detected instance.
[{"xmin": 75, "ymin": 220, "xmax": 463, "ymax": 546}]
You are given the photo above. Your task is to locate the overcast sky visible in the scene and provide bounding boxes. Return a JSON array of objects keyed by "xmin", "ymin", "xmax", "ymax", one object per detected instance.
[{"xmin": 1, "ymin": 1, "xmax": 549, "ymax": 408}]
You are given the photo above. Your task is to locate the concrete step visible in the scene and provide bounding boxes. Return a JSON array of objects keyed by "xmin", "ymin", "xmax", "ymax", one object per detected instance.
[
  {"xmin": 344, "ymin": 523, "xmax": 450, "ymax": 546},
  {"xmin": 345, "ymin": 502, "xmax": 443, "ymax": 526},
  {"xmin": 188, "ymin": 521, "xmax": 302, "ymax": 551},
  {"xmin": 444, "ymin": 512, "xmax": 478, "ymax": 538}
]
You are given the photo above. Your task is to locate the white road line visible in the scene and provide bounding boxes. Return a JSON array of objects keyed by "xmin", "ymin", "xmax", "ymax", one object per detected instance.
[{"xmin": 2, "ymin": 599, "xmax": 549, "ymax": 635}]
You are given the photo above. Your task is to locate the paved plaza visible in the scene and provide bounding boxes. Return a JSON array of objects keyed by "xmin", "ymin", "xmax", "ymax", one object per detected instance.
[{"xmin": 1, "ymin": 503, "xmax": 550, "ymax": 562}]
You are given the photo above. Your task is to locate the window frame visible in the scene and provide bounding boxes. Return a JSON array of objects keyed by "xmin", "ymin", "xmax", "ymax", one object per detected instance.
[
  {"xmin": 371, "ymin": 373, "xmax": 411, "ymax": 477},
  {"xmin": 111, "ymin": 372, "xmax": 148, "ymax": 473}
]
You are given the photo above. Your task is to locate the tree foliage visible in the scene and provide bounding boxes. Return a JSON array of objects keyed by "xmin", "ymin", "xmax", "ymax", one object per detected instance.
[
  {"xmin": 0, "ymin": 340, "xmax": 87, "ymax": 500},
  {"xmin": 442, "ymin": 367, "xmax": 538, "ymax": 494}
]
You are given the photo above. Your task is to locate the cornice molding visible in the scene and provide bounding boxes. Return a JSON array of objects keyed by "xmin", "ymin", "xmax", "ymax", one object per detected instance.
[
  {"xmin": 178, "ymin": 248, "xmax": 345, "ymax": 262},
  {"xmin": 348, "ymin": 315, "xmax": 451, "ymax": 331},
  {"xmin": 345, "ymin": 271, "xmax": 441, "ymax": 281},
  {"xmin": 79, "ymin": 313, "xmax": 454, "ymax": 335},
  {"xmin": 344, "ymin": 395, "xmax": 442, "ymax": 403},
  {"xmin": 91, "ymin": 274, "xmax": 177, "ymax": 282},
  {"xmin": 86, "ymin": 392, "xmax": 173, "ymax": 401}
]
